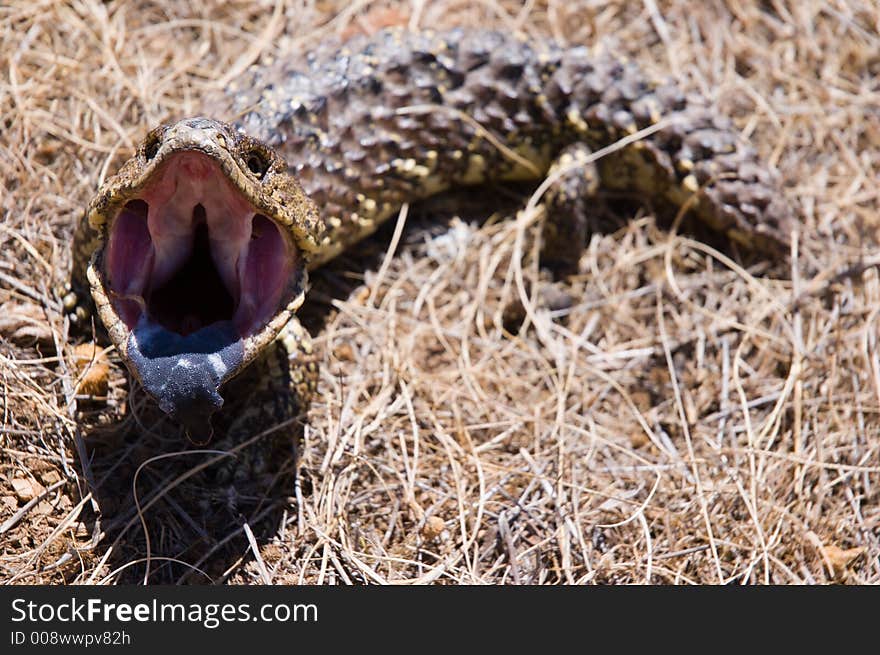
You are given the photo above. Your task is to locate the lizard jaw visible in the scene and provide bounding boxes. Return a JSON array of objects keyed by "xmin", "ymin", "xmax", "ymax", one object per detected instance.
[
  {"xmin": 104, "ymin": 151, "xmax": 293, "ymax": 338},
  {"xmin": 85, "ymin": 125, "xmax": 310, "ymax": 440},
  {"xmin": 97, "ymin": 151, "xmax": 296, "ymax": 440}
]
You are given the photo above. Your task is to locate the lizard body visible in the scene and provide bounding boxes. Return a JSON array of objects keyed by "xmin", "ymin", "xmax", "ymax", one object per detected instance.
[{"xmin": 69, "ymin": 28, "xmax": 792, "ymax": 438}]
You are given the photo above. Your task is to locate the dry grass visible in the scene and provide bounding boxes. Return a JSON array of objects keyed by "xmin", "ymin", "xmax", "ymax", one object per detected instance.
[{"xmin": 1, "ymin": 0, "xmax": 879, "ymax": 584}]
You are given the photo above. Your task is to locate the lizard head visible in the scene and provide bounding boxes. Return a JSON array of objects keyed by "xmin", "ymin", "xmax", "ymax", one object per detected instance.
[{"xmin": 85, "ymin": 117, "xmax": 324, "ymax": 440}]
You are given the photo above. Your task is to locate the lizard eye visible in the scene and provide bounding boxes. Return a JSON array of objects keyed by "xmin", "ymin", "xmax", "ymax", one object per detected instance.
[
  {"xmin": 144, "ymin": 134, "xmax": 160, "ymax": 161},
  {"xmin": 245, "ymin": 149, "xmax": 270, "ymax": 178}
]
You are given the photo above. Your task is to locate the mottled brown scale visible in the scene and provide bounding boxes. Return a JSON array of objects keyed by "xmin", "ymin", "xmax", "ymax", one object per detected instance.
[
  {"xmin": 219, "ymin": 28, "xmax": 791, "ymax": 266},
  {"xmin": 72, "ymin": 28, "xmax": 794, "ymax": 437}
]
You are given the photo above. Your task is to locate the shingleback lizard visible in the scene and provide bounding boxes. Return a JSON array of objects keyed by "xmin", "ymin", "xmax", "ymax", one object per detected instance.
[{"xmin": 67, "ymin": 28, "xmax": 793, "ymax": 440}]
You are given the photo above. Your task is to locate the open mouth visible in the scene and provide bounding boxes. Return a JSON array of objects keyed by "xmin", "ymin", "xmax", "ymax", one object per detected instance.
[
  {"xmin": 104, "ymin": 151, "xmax": 292, "ymax": 339},
  {"xmin": 97, "ymin": 149, "xmax": 299, "ymax": 438}
]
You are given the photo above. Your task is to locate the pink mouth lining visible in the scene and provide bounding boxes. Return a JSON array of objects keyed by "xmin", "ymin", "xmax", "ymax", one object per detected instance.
[{"xmin": 105, "ymin": 151, "xmax": 292, "ymax": 337}]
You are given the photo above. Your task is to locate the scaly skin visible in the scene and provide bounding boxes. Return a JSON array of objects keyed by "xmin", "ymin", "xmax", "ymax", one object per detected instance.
[
  {"xmin": 70, "ymin": 28, "xmax": 793, "ymax": 438},
  {"xmin": 227, "ymin": 28, "xmax": 791, "ymax": 263}
]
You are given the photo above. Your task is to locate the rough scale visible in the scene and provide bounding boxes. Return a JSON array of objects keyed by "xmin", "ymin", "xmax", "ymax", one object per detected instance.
[
  {"xmin": 225, "ymin": 27, "xmax": 791, "ymax": 265},
  {"xmin": 70, "ymin": 28, "xmax": 793, "ymax": 439}
]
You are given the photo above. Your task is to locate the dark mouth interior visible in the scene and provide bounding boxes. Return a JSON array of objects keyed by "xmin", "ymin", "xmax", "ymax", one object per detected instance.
[
  {"xmin": 103, "ymin": 151, "xmax": 294, "ymax": 340},
  {"xmin": 148, "ymin": 215, "xmax": 234, "ymax": 335}
]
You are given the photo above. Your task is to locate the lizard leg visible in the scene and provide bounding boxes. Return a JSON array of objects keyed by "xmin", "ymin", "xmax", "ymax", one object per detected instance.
[
  {"xmin": 539, "ymin": 143, "xmax": 600, "ymax": 276},
  {"xmin": 63, "ymin": 212, "xmax": 100, "ymax": 332},
  {"xmin": 215, "ymin": 315, "xmax": 318, "ymax": 481}
]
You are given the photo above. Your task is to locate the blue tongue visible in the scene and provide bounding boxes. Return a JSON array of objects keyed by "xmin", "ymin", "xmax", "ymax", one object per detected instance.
[{"xmin": 126, "ymin": 318, "xmax": 245, "ymax": 442}]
